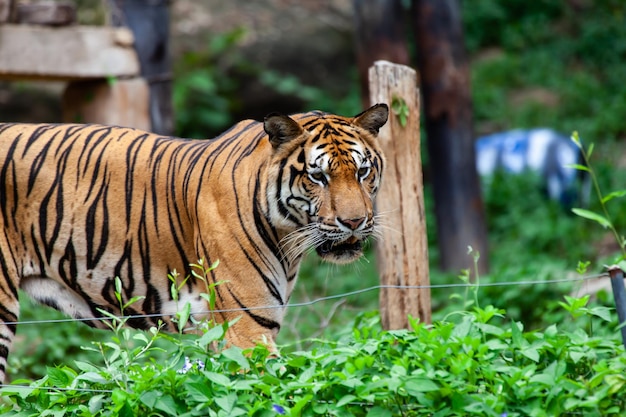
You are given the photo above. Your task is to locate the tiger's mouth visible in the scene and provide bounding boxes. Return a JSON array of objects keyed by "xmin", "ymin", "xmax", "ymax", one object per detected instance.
[{"xmin": 315, "ymin": 236, "xmax": 363, "ymax": 264}]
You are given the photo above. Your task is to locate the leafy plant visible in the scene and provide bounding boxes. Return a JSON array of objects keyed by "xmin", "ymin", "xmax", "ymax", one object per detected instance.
[
  {"xmin": 173, "ymin": 28, "xmax": 250, "ymax": 139},
  {"xmin": 570, "ymin": 132, "xmax": 626, "ymax": 262},
  {"xmin": 2, "ymin": 301, "xmax": 625, "ymax": 416},
  {"xmin": 168, "ymin": 259, "xmax": 222, "ymax": 332},
  {"xmin": 464, "ymin": 0, "xmax": 626, "ymax": 141},
  {"xmin": 391, "ymin": 96, "xmax": 410, "ymax": 127}
]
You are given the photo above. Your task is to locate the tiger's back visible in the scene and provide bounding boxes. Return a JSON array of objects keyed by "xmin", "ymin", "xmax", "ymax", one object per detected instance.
[
  {"xmin": 0, "ymin": 104, "xmax": 388, "ymax": 381},
  {"xmin": 0, "ymin": 124, "xmax": 213, "ymax": 326}
]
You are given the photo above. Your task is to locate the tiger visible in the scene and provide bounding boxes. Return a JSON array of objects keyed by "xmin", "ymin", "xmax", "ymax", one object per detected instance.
[{"xmin": 0, "ymin": 103, "xmax": 389, "ymax": 381}]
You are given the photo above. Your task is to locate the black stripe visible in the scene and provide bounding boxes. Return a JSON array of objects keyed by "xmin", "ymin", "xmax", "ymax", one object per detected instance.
[
  {"xmin": 0, "ymin": 304, "xmax": 17, "ymax": 328},
  {"xmin": 0, "ymin": 134, "xmax": 20, "ymax": 224},
  {"xmin": 252, "ymin": 178, "xmax": 282, "ymax": 260},
  {"xmin": 86, "ymin": 168, "xmax": 110, "ymax": 270},
  {"xmin": 136, "ymin": 190, "xmax": 151, "ymax": 296},
  {"xmin": 230, "ymin": 289, "xmax": 280, "ymax": 331},
  {"xmin": 58, "ymin": 238, "xmax": 78, "ymax": 289}
]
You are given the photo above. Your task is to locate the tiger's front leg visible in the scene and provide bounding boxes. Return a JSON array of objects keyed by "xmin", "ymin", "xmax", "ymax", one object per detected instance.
[
  {"xmin": 222, "ymin": 316, "xmax": 279, "ymax": 353},
  {"xmin": 204, "ymin": 288, "xmax": 283, "ymax": 353},
  {"xmin": 188, "ymin": 260, "xmax": 286, "ymax": 353},
  {"xmin": 0, "ymin": 289, "xmax": 19, "ymax": 384},
  {"xmin": 0, "ymin": 242, "xmax": 21, "ymax": 383}
]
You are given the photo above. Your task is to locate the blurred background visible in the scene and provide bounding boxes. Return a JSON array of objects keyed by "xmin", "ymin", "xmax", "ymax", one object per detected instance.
[{"xmin": 2, "ymin": 0, "xmax": 626, "ymax": 379}]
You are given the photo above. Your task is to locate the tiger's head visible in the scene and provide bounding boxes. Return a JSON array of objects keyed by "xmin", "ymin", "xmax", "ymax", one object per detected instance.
[{"xmin": 264, "ymin": 104, "xmax": 389, "ymax": 265}]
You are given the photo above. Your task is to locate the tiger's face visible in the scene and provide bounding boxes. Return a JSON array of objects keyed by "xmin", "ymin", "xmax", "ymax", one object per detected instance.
[{"xmin": 264, "ymin": 104, "xmax": 389, "ymax": 265}]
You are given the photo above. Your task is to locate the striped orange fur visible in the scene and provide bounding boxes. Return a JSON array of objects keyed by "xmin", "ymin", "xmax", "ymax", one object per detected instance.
[{"xmin": 0, "ymin": 104, "xmax": 388, "ymax": 381}]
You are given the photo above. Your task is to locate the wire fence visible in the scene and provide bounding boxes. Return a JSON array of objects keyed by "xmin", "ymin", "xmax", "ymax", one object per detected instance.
[
  {"xmin": 3, "ymin": 271, "xmax": 609, "ymax": 328},
  {"xmin": 0, "ymin": 271, "xmax": 618, "ymax": 405}
]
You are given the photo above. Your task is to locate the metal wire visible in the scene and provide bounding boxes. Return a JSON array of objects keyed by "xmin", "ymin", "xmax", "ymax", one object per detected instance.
[
  {"xmin": 4, "ymin": 272, "xmax": 607, "ymax": 327},
  {"xmin": 0, "ymin": 271, "xmax": 612, "ymax": 403},
  {"xmin": 0, "ymin": 384, "xmax": 115, "ymax": 394}
]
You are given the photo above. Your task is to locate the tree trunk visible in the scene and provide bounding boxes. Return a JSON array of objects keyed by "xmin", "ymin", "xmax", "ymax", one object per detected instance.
[
  {"xmin": 110, "ymin": 0, "xmax": 173, "ymax": 135},
  {"xmin": 353, "ymin": 0, "xmax": 410, "ymax": 109},
  {"xmin": 411, "ymin": 0, "xmax": 489, "ymax": 274}
]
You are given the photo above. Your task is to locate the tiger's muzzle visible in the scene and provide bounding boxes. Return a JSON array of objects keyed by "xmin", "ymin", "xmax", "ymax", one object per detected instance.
[{"xmin": 315, "ymin": 216, "xmax": 373, "ymax": 264}]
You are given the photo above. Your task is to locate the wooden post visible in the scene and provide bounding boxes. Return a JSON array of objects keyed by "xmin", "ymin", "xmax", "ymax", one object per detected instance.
[{"xmin": 369, "ymin": 60, "xmax": 431, "ymax": 329}]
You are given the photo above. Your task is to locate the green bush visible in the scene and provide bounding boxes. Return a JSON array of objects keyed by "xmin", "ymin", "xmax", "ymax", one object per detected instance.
[
  {"xmin": 173, "ymin": 28, "xmax": 250, "ymax": 139},
  {"xmin": 464, "ymin": 0, "xmax": 626, "ymax": 141},
  {"xmin": 2, "ymin": 299, "xmax": 625, "ymax": 416}
]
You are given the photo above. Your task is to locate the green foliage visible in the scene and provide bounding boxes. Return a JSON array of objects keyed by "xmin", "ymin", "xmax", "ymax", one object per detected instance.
[
  {"xmin": 464, "ymin": 0, "xmax": 626, "ymax": 141},
  {"xmin": 173, "ymin": 28, "xmax": 250, "ymax": 138},
  {"xmin": 8, "ymin": 296, "xmax": 107, "ymax": 381},
  {"xmin": 173, "ymin": 28, "xmax": 362, "ymax": 140},
  {"xmin": 279, "ymin": 250, "xmax": 380, "ymax": 350},
  {"xmin": 2, "ymin": 302, "xmax": 625, "ymax": 416},
  {"xmin": 570, "ymin": 133, "xmax": 626, "ymax": 263}
]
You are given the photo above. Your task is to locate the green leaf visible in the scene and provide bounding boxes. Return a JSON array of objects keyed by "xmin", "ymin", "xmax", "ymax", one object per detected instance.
[
  {"xmin": 569, "ymin": 349, "xmax": 586, "ymax": 363},
  {"xmin": 88, "ymin": 395, "xmax": 106, "ymax": 414},
  {"xmin": 570, "ymin": 131, "xmax": 581, "ymax": 147},
  {"xmin": 155, "ymin": 395, "xmax": 179, "ymax": 415},
  {"xmin": 115, "ymin": 277, "xmax": 123, "ymax": 299},
  {"xmin": 75, "ymin": 372, "xmax": 108, "ymax": 384},
  {"xmin": 197, "ymin": 324, "xmax": 225, "ymax": 348},
  {"xmin": 222, "ymin": 347, "xmax": 250, "ymax": 370},
  {"xmin": 298, "ymin": 365, "xmax": 316, "ymax": 382},
  {"xmin": 601, "ymin": 190, "xmax": 626, "ymax": 204},
  {"xmin": 123, "ymin": 295, "xmax": 145, "ymax": 310},
  {"xmin": 205, "ymin": 371, "xmax": 231, "ymax": 387},
  {"xmin": 139, "ymin": 391, "xmax": 160, "ymax": 408},
  {"xmin": 565, "ymin": 163, "xmax": 589, "ymax": 172},
  {"xmin": 177, "ymin": 301, "xmax": 191, "ymax": 331},
  {"xmin": 404, "ymin": 377, "xmax": 440, "ymax": 394},
  {"xmin": 118, "ymin": 401, "xmax": 135, "ymax": 417},
  {"xmin": 529, "ymin": 372, "xmax": 555, "ymax": 386},
  {"xmin": 474, "ymin": 322, "xmax": 504, "ymax": 336},
  {"xmin": 73, "ymin": 361, "xmax": 100, "ymax": 373},
  {"xmin": 606, "ymin": 374, "xmax": 626, "ymax": 395},
  {"xmin": 184, "ymin": 382, "xmax": 212, "ymax": 402},
  {"xmin": 336, "ymin": 394, "xmax": 357, "ymax": 407},
  {"xmin": 520, "ymin": 348, "xmax": 540, "ymax": 363},
  {"xmin": 106, "ymin": 75, "xmax": 118, "ymax": 87},
  {"xmin": 589, "ymin": 306, "xmax": 613, "ymax": 322},
  {"xmin": 511, "ymin": 322, "xmax": 525, "ymax": 348},
  {"xmin": 291, "ymin": 394, "xmax": 313, "ymax": 415},
  {"xmin": 215, "ymin": 392, "xmax": 237, "ymax": 413},
  {"xmin": 399, "ymin": 112, "xmax": 408, "ymax": 127},
  {"xmin": 391, "ymin": 96, "xmax": 409, "ymax": 127},
  {"xmin": 46, "ymin": 367, "xmax": 72, "ymax": 386},
  {"xmin": 571, "ymin": 208, "xmax": 612, "ymax": 228}
]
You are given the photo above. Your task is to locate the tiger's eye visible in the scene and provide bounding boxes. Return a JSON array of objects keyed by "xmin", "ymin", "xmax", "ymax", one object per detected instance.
[
  {"xmin": 309, "ymin": 171, "xmax": 326, "ymax": 184},
  {"xmin": 357, "ymin": 166, "xmax": 370, "ymax": 179}
]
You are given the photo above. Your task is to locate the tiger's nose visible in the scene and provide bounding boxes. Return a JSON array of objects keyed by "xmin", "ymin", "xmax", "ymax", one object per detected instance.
[{"xmin": 337, "ymin": 217, "xmax": 366, "ymax": 231}]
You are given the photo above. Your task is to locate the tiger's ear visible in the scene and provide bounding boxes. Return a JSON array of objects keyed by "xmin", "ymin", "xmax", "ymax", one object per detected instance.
[
  {"xmin": 353, "ymin": 103, "xmax": 389, "ymax": 136},
  {"xmin": 264, "ymin": 113, "xmax": 304, "ymax": 148}
]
